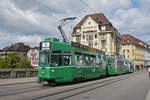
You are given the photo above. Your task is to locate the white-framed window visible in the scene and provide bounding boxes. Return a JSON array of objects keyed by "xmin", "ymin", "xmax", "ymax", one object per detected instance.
[
  {"xmin": 76, "ymin": 29, "xmax": 80, "ymax": 33},
  {"xmin": 82, "ymin": 35, "xmax": 85, "ymax": 40},
  {"xmin": 101, "ymin": 26, "xmax": 106, "ymax": 31},
  {"xmin": 95, "ymin": 42, "xmax": 97, "ymax": 46},
  {"xmin": 95, "ymin": 34, "xmax": 97, "ymax": 38}
]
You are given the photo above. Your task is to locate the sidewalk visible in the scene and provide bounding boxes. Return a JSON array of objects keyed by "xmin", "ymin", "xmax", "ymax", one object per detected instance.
[{"xmin": 0, "ymin": 77, "xmax": 37, "ymax": 86}]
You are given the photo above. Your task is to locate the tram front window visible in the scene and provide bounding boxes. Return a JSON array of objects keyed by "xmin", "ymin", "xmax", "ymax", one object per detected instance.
[
  {"xmin": 39, "ymin": 52, "xmax": 49, "ymax": 66},
  {"xmin": 51, "ymin": 51, "xmax": 62, "ymax": 67}
]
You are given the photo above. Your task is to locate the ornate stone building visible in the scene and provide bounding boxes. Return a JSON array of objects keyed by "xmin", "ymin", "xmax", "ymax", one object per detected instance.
[{"xmin": 72, "ymin": 13, "xmax": 120, "ymax": 56}]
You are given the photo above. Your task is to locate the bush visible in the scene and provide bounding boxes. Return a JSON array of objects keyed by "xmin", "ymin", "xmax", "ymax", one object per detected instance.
[
  {"xmin": 7, "ymin": 53, "xmax": 20, "ymax": 68},
  {"xmin": 0, "ymin": 58, "xmax": 8, "ymax": 68},
  {"xmin": 0, "ymin": 53, "xmax": 33, "ymax": 69},
  {"xmin": 16, "ymin": 57, "xmax": 33, "ymax": 69}
]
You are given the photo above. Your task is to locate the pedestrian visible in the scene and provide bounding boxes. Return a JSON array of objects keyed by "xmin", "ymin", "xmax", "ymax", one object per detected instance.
[
  {"xmin": 141, "ymin": 65, "xmax": 144, "ymax": 72},
  {"xmin": 148, "ymin": 68, "xmax": 150, "ymax": 77}
]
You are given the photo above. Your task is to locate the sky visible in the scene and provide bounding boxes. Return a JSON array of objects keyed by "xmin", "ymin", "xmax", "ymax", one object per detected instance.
[{"xmin": 0, "ymin": 0, "xmax": 150, "ymax": 48}]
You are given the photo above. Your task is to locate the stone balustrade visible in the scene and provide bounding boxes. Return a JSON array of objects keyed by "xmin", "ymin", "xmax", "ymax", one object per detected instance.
[{"xmin": 0, "ymin": 69, "xmax": 38, "ymax": 79}]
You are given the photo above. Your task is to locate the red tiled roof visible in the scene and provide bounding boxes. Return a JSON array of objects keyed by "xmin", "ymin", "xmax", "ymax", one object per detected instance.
[
  {"xmin": 120, "ymin": 34, "xmax": 147, "ymax": 46},
  {"xmin": 72, "ymin": 13, "xmax": 113, "ymax": 34},
  {"xmin": 75, "ymin": 13, "xmax": 112, "ymax": 28}
]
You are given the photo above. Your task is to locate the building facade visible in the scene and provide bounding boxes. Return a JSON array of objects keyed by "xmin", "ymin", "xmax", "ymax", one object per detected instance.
[
  {"xmin": 27, "ymin": 47, "xmax": 39, "ymax": 69},
  {"xmin": 0, "ymin": 43, "xmax": 30, "ymax": 59},
  {"xmin": 72, "ymin": 13, "xmax": 121, "ymax": 56},
  {"xmin": 144, "ymin": 45, "xmax": 150, "ymax": 67},
  {"xmin": 120, "ymin": 34, "xmax": 146, "ymax": 68}
]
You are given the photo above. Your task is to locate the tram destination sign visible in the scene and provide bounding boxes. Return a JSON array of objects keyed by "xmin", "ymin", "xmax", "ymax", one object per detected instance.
[{"xmin": 40, "ymin": 42, "xmax": 51, "ymax": 50}]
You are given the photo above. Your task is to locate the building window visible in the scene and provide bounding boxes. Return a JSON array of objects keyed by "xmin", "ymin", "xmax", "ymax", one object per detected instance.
[
  {"xmin": 101, "ymin": 26, "xmax": 106, "ymax": 31},
  {"xmin": 82, "ymin": 35, "xmax": 85, "ymax": 40},
  {"xmin": 95, "ymin": 42, "xmax": 97, "ymax": 46},
  {"xmin": 128, "ymin": 54, "xmax": 130, "ymax": 58},
  {"xmin": 86, "ymin": 35, "xmax": 88, "ymax": 40},
  {"xmin": 95, "ymin": 34, "xmax": 97, "ymax": 38},
  {"xmin": 89, "ymin": 42, "xmax": 93, "ymax": 47},
  {"xmin": 89, "ymin": 35, "xmax": 93, "ymax": 40},
  {"xmin": 101, "ymin": 40, "xmax": 106, "ymax": 49},
  {"xmin": 76, "ymin": 37, "xmax": 78, "ymax": 41},
  {"xmin": 132, "ymin": 49, "xmax": 134, "ymax": 56},
  {"xmin": 76, "ymin": 29, "xmax": 80, "ymax": 34},
  {"xmin": 88, "ymin": 21, "xmax": 91, "ymax": 25}
]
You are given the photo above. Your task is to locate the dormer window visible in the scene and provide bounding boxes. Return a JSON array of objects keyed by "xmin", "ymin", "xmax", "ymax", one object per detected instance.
[
  {"xmin": 101, "ymin": 26, "xmax": 106, "ymax": 31},
  {"xmin": 88, "ymin": 21, "xmax": 91, "ymax": 25},
  {"xmin": 76, "ymin": 29, "xmax": 80, "ymax": 33}
]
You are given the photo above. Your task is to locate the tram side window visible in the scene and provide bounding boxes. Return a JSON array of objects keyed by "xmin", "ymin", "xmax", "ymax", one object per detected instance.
[
  {"xmin": 64, "ymin": 51, "xmax": 71, "ymax": 66},
  {"xmin": 117, "ymin": 60, "xmax": 124, "ymax": 67},
  {"xmin": 110, "ymin": 60, "xmax": 115, "ymax": 66},
  {"xmin": 107, "ymin": 60, "xmax": 110, "ymax": 66},
  {"xmin": 75, "ymin": 53, "xmax": 82, "ymax": 66},
  {"xmin": 51, "ymin": 51, "xmax": 62, "ymax": 67},
  {"xmin": 74, "ymin": 53, "xmax": 96, "ymax": 66},
  {"xmin": 117, "ymin": 60, "xmax": 120, "ymax": 67},
  {"xmin": 90, "ymin": 56, "xmax": 96, "ymax": 66}
]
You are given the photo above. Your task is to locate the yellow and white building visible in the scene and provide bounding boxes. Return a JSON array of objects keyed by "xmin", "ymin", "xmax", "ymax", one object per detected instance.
[
  {"xmin": 72, "ymin": 13, "xmax": 121, "ymax": 56},
  {"xmin": 120, "ymin": 34, "xmax": 146, "ymax": 68}
]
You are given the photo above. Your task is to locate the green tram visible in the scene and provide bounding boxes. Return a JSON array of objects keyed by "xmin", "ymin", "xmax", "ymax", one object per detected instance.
[
  {"xmin": 38, "ymin": 38, "xmax": 106, "ymax": 84},
  {"xmin": 105, "ymin": 56, "xmax": 133, "ymax": 76},
  {"xmin": 38, "ymin": 37, "xmax": 133, "ymax": 84}
]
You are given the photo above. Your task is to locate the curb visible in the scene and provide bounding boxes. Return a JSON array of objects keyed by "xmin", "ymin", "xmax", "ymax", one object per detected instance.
[{"xmin": 0, "ymin": 81, "xmax": 36, "ymax": 86}]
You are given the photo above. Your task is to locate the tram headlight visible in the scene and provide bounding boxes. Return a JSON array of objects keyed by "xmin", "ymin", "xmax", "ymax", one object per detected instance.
[{"xmin": 42, "ymin": 42, "xmax": 50, "ymax": 50}]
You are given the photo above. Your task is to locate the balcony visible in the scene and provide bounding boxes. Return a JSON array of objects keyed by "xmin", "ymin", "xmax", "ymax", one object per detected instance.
[{"xmin": 100, "ymin": 36, "xmax": 107, "ymax": 40}]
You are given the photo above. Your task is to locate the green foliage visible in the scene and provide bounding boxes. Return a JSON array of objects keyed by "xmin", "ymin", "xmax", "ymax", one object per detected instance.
[
  {"xmin": 0, "ymin": 53, "xmax": 33, "ymax": 69},
  {"xmin": 0, "ymin": 58, "xmax": 8, "ymax": 68},
  {"xmin": 7, "ymin": 53, "xmax": 20, "ymax": 68},
  {"xmin": 16, "ymin": 57, "xmax": 33, "ymax": 69}
]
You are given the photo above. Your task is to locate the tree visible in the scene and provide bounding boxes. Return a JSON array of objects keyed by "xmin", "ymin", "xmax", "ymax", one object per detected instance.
[
  {"xmin": 16, "ymin": 57, "xmax": 33, "ymax": 69},
  {"xmin": 7, "ymin": 53, "xmax": 20, "ymax": 68},
  {"xmin": 0, "ymin": 58, "xmax": 8, "ymax": 68},
  {"xmin": 0, "ymin": 52, "xmax": 33, "ymax": 69}
]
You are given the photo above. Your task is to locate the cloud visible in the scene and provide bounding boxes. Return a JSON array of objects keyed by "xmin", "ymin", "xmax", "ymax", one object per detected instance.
[
  {"xmin": 0, "ymin": 0, "xmax": 58, "ymax": 34},
  {"xmin": 88, "ymin": 0, "xmax": 132, "ymax": 13},
  {"xmin": 0, "ymin": 0, "xmax": 150, "ymax": 48},
  {"xmin": 0, "ymin": 30, "xmax": 44, "ymax": 48},
  {"xmin": 110, "ymin": 7, "xmax": 150, "ymax": 43}
]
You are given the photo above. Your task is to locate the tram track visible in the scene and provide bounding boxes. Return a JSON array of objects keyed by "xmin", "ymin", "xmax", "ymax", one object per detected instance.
[
  {"xmin": 60, "ymin": 76, "xmax": 131, "ymax": 100},
  {"xmin": 0, "ymin": 74, "xmax": 126, "ymax": 98},
  {"xmin": 32, "ymin": 73, "xmax": 139, "ymax": 100},
  {"xmin": 0, "ymin": 85, "xmax": 40, "ymax": 96},
  {"xmin": 0, "ymin": 84, "xmax": 53, "ymax": 97},
  {"xmin": 0, "ymin": 72, "xmax": 142, "ymax": 100},
  {"xmin": 0, "ymin": 81, "xmax": 36, "ymax": 86}
]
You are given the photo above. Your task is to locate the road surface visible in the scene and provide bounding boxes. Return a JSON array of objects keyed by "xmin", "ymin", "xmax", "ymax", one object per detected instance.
[{"xmin": 0, "ymin": 71, "xmax": 149, "ymax": 100}]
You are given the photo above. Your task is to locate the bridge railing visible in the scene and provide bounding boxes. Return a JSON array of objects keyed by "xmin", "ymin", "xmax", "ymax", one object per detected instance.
[{"xmin": 0, "ymin": 69, "xmax": 38, "ymax": 79}]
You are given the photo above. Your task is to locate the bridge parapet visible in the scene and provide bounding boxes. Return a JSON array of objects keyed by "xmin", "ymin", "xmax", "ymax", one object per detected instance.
[{"xmin": 0, "ymin": 69, "xmax": 37, "ymax": 79}]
